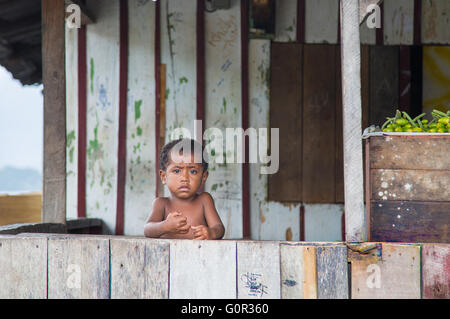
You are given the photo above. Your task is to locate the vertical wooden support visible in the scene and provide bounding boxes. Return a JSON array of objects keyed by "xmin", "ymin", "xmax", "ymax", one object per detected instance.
[
  {"xmin": 42, "ymin": 0, "xmax": 67, "ymax": 224},
  {"xmin": 340, "ymin": 0, "xmax": 365, "ymax": 242}
]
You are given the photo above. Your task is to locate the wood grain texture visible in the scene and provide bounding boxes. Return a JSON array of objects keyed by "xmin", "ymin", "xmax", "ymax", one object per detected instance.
[
  {"xmin": 369, "ymin": 136, "xmax": 450, "ymax": 170},
  {"xmin": 316, "ymin": 245, "xmax": 348, "ymax": 299},
  {"xmin": 0, "ymin": 193, "xmax": 41, "ymax": 226},
  {"xmin": 371, "ymin": 169, "xmax": 450, "ymax": 202},
  {"xmin": 42, "ymin": 0, "xmax": 66, "ymax": 224},
  {"xmin": 169, "ymin": 240, "xmax": 236, "ymax": 299},
  {"xmin": 422, "ymin": 244, "xmax": 450, "ymax": 299},
  {"xmin": 302, "ymin": 44, "xmax": 336, "ymax": 203},
  {"xmin": 268, "ymin": 43, "xmax": 302, "ymax": 202},
  {"xmin": 0, "ymin": 236, "xmax": 47, "ymax": 299},
  {"xmin": 237, "ymin": 241, "xmax": 280, "ymax": 299},
  {"xmin": 280, "ymin": 244, "xmax": 317, "ymax": 299},
  {"xmin": 351, "ymin": 244, "xmax": 421, "ymax": 299},
  {"xmin": 370, "ymin": 201, "xmax": 450, "ymax": 243},
  {"xmin": 110, "ymin": 238, "xmax": 169, "ymax": 298},
  {"xmin": 47, "ymin": 236, "xmax": 110, "ymax": 299}
]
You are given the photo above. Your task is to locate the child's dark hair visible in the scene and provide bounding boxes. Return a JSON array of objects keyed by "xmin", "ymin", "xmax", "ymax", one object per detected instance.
[{"xmin": 159, "ymin": 138, "xmax": 208, "ymax": 172}]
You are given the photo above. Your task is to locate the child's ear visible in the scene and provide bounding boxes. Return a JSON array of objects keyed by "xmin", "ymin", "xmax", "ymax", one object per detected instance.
[
  {"xmin": 200, "ymin": 171, "xmax": 209, "ymax": 186},
  {"xmin": 159, "ymin": 170, "xmax": 167, "ymax": 184}
]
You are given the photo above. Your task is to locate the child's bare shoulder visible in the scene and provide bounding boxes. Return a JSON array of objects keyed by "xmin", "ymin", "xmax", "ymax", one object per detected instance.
[
  {"xmin": 197, "ymin": 192, "xmax": 215, "ymax": 203},
  {"xmin": 152, "ymin": 197, "xmax": 169, "ymax": 209}
]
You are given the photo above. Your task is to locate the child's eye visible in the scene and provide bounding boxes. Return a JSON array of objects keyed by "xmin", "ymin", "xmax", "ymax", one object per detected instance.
[
  {"xmin": 173, "ymin": 169, "xmax": 180, "ymax": 173},
  {"xmin": 190, "ymin": 169, "xmax": 197, "ymax": 174}
]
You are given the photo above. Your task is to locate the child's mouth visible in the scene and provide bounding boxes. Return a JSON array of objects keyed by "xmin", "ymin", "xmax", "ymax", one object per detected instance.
[{"xmin": 178, "ymin": 186, "xmax": 190, "ymax": 192}]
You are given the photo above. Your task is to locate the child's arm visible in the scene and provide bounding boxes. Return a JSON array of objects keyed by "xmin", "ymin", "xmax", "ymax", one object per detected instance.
[
  {"xmin": 192, "ymin": 192, "xmax": 225, "ymax": 240},
  {"xmin": 144, "ymin": 198, "xmax": 190, "ymax": 238}
]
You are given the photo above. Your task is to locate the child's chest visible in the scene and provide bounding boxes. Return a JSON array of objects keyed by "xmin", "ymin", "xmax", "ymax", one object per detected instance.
[{"xmin": 164, "ymin": 200, "xmax": 206, "ymax": 226}]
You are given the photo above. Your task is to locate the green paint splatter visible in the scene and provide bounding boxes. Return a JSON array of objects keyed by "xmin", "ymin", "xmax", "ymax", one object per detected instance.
[
  {"xmin": 87, "ymin": 126, "xmax": 100, "ymax": 160},
  {"xmin": 221, "ymin": 98, "xmax": 227, "ymax": 113},
  {"xmin": 69, "ymin": 147, "xmax": 75, "ymax": 164},
  {"xmin": 211, "ymin": 184, "xmax": 218, "ymax": 192},
  {"xmin": 179, "ymin": 76, "xmax": 188, "ymax": 84},
  {"xmin": 136, "ymin": 126, "xmax": 143, "ymax": 136},
  {"xmin": 165, "ymin": 88, "xmax": 170, "ymax": 100},
  {"xmin": 135, "ymin": 100, "xmax": 142, "ymax": 122},
  {"xmin": 67, "ymin": 130, "xmax": 76, "ymax": 148},
  {"xmin": 90, "ymin": 58, "xmax": 94, "ymax": 93}
]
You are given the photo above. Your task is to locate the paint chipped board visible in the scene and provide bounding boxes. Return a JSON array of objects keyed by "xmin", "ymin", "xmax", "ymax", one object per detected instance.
[
  {"xmin": 47, "ymin": 236, "xmax": 110, "ymax": 299},
  {"xmin": 360, "ymin": 15, "xmax": 376, "ymax": 45},
  {"xmin": 422, "ymin": 244, "xmax": 450, "ymax": 299},
  {"xmin": 169, "ymin": 240, "xmax": 236, "ymax": 299},
  {"xmin": 302, "ymin": 44, "xmax": 337, "ymax": 203},
  {"xmin": 110, "ymin": 238, "xmax": 169, "ymax": 298},
  {"xmin": 371, "ymin": 169, "xmax": 450, "ymax": 202},
  {"xmin": 0, "ymin": 236, "xmax": 47, "ymax": 299},
  {"xmin": 237, "ymin": 241, "xmax": 281, "ymax": 299},
  {"xmin": 304, "ymin": 204, "xmax": 344, "ymax": 242},
  {"xmin": 280, "ymin": 244, "xmax": 317, "ymax": 299},
  {"xmin": 422, "ymin": 0, "xmax": 450, "ymax": 44},
  {"xmin": 160, "ymin": 0, "xmax": 197, "ymax": 145},
  {"xmin": 65, "ymin": 24, "xmax": 78, "ymax": 220},
  {"xmin": 305, "ymin": 0, "xmax": 339, "ymax": 44},
  {"xmin": 268, "ymin": 42, "xmax": 302, "ymax": 202},
  {"xmin": 274, "ymin": 0, "xmax": 297, "ymax": 42},
  {"xmin": 205, "ymin": 0, "xmax": 242, "ymax": 239},
  {"xmin": 368, "ymin": 136, "xmax": 450, "ymax": 170},
  {"xmin": 249, "ymin": 39, "xmax": 299, "ymax": 241},
  {"xmin": 383, "ymin": 0, "xmax": 414, "ymax": 45},
  {"xmin": 351, "ymin": 243, "xmax": 421, "ymax": 299},
  {"xmin": 316, "ymin": 245, "xmax": 348, "ymax": 299},
  {"xmin": 370, "ymin": 201, "xmax": 450, "ymax": 243},
  {"xmin": 85, "ymin": 0, "xmax": 120, "ymax": 233},
  {"xmin": 124, "ymin": 0, "xmax": 156, "ymax": 236}
]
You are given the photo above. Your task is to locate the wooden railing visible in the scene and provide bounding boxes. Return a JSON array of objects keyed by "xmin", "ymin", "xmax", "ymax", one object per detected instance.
[{"xmin": 0, "ymin": 234, "xmax": 448, "ymax": 299}]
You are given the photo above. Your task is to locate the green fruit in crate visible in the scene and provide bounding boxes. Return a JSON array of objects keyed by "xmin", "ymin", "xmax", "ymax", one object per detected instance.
[
  {"xmin": 395, "ymin": 126, "xmax": 403, "ymax": 132},
  {"xmin": 437, "ymin": 128, "xmax": 448, "ymax": 133},
  {"xmin": 395, "ymin": 118, "xmax": 409, "ymax": 126},
  {"xmin": 438, "ymin": 117, "xmax": 450, "ymax": 125},
  {"xmin": 413, "ymin": 127, "xmax": 423, "ymax": 132},
  {"xmin": 428, "ymin": 128, "xmax": 438, "ymax": 133},
  {"xmin": 421, "ymin": 119, "xmax": 429, "ymax": 124}
]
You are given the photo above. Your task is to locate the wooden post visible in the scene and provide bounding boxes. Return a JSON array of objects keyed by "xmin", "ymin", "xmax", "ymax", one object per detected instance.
[
  {"xmin": 340, "ymin": 0, "xmax": 365, "ymax": 242},
  {"xmin": 42, "ymin": 0, "xmax": 66, "ymax": 224}
]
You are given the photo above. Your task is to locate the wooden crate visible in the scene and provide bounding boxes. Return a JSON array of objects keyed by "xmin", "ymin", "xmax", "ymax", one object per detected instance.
[
  {"xmin": 365, "ymin": 134, "xmax": 450, "ymax": 243},
  {"xmin": 0, "ymin": 193, "xmax": 42, "ymax": 226}
]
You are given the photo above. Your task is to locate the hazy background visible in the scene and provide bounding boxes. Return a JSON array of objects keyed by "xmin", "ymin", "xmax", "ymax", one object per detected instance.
[{"xmin": 0, "ymin": 66, "xmax": 43, "ymax": 193}]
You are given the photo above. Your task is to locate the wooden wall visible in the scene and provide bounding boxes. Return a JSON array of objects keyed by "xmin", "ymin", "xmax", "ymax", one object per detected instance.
[
  {"xmin": 0, "ymin": 234, "xmax": 448, "ymax": 299},
  {"xmin": 64, "ymin": 0, "xmax": 450, "ymax": 239}
]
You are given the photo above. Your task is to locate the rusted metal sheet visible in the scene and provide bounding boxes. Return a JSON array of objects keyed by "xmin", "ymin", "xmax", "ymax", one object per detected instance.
[
  {"xmin": 369, "ymin": 136, "xmax": 450, "ymax": 170},
  {"xmin": 371, "ymin": 169, "xmax": 450, "ymax": 202},
  {"xmin": 110, "ymin": 238, "xmax": 169, "ymax": 298},
  {"xmin": 370, "ymin": 201, "xmax": 450, "ymax": 243},
  {"xmin": 316, "ymin": 245, "xmax": 348, "ymax": 299},
  {"xmin": 422, "ymin": 244, "xmax": 450, "ymax": 299},
  {"xmin": 351, "ymin": 243, "xmax": 421, "ymax": 299},
  {"xmin": 47, "ymin": 235, "xmax": 110, "ymax": 298},
  {"xmin": 237, "ymin": 241, "xmax": 281, "ymax": 299},
  {"xmin": 0, "ymin": 236, "xmax": 47, "ymax": 299},
  {"xmin": 124, "ymin": 0, "xmax": 157, "ymax": 236},
  {"xmin": 169, "ymin": 240, "xmax": 236, "ymax": 299},
  {"xmin": 85, "ymin": 0, "xmax": 120, "ymax": 233},
  {"xmin": 280, "ymin": 244, "xmax": 317, "ymax": 299}
]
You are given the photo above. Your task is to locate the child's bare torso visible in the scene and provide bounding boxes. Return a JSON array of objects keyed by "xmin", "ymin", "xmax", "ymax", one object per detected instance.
[{"xmin": 160, "ymin": 193, "xmax": 207, "ymax": 239}]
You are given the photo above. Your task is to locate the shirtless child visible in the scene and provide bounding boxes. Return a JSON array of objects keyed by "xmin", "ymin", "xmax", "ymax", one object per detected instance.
[{"xmin": 144, "ymin": 138, "xmax": 225, "ymax": 240}]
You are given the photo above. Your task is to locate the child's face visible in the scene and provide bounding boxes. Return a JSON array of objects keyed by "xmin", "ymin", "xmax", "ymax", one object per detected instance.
[{"xmin": 160, "ymin": 151, "xmax": 208, "ymax": 199}]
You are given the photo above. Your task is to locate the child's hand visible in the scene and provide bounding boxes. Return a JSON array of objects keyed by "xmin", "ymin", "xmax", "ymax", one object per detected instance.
[
  {"xmin": 164, "ymin": 212, "xmax": 190, "ymax": 234},
  {"xmin": 192, "ymin": 225, "xmax": 213, "ymax": 240}
]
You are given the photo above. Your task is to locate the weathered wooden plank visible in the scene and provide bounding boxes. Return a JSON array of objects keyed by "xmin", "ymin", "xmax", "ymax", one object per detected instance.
[
  {"xmin": 335, "ymin": 47, "xmax": 344, "ymax": 203},
  {"xmin": 169, "ymin": 240, "xmax": 236, "ymax": 299},
  {"xmin": 110, "ymin": 238, "xmax": 169, "ymax": 299},
  {"xmin": 304, "ymin": 204, "xmax": 344, "ymax": 241},
  {"xmin": 383, "ymin": 0, "xmax": 414, "ymax": 45},
  {"xmin": 42, "ymin": 0, "xmax": 66, "ymax": 224},
  {"xmin": 274, "ymin": 0, "xmax": 297, "ymax": 42},
  {"xmin": 371, "ymin": 169, "xmax": 450, "ymax": 202},
  {"xmin": 0, "ymin": 236, "xmax": 47, "ymax": 299},
  {"xmin": 422, "ymin": 244, "xmax": 450, "ymax": 299},
  {"xmin": 124, "ymin": 0, "xmax": 156, "ymax": 236},
  {"xmin": 351, "ymin": 243, "xmax": 421, "ymax": 299},
  {"xmin": 268, "ymin": 42, "xmax": 302, "ymax": 202},
  {"xmin": 47, "ymin": 236, "xmax": 110, "ymax": 298},
  {"xmin": 369, "ymin": 46, "xmax": 399, "ymax": 127},
  {"xmin": 369, "ymin": 136, "xmax": 450, "ymax": 170},
  {"xmin": 280, "ymin": 244, "xmax": 317, "ymax": 299},
  {"xmin": 422, "ymin": 0, "xmax": 450, "ymax": 44},
  {"xmin": 303, "ymin": 44, "xmax": 336, "ymax": 203},
  {"xmin": 316, "ymin": 245, "xmax": 348, "ymax": 299},
  {"xmin": 305, "ymin": 0, "xmax": 339, "ymax": 44},
  {"xmin": 237, "ymin": 241, "xmax": 280, "ymax": 299},
  {"xmin": 370, "ymin": 201, "xmax": 450, "ymax": 243}
]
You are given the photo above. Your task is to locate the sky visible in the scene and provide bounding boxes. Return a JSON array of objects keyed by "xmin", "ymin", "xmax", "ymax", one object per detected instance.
[{"xmin": 0, "ymin": 66, "xmax": 43, "ymax": 173}]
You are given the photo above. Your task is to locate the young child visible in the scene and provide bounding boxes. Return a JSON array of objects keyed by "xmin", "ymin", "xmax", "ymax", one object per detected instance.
[{"xmin": 144, "ymin": 138, "xmax": 225, "ymax": 240}]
